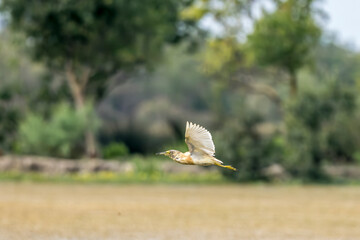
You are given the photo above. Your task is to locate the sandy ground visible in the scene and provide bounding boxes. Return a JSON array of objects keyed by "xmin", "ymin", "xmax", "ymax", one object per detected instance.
[{"xmin": 0, "ymin": 183, "xmax": 359, "ymax": 240}]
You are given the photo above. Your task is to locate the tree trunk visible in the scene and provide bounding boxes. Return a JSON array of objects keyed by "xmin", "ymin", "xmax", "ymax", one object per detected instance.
[
  {"xmin": 289, "ymin": 72, "xmax": 297, "ymax": 97},
  {"xmin": 309, "ymin": 134, "xmax": 324, "ymax": 179},
  {"xmin": 84, "ymin": 130, "xmax": 97, "ymax": 158},
  {"xmin": 65, "ymin": 63, "xmax": 97, "ymax": 158}
]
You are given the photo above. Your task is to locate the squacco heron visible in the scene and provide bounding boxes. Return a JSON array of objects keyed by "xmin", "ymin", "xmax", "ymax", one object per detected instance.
[{"xmin": 157, "ymin": 121, "xmax": 236, "ymax": 171}]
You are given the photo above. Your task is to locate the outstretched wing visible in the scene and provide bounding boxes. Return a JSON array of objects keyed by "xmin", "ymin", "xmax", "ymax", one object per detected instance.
[{"xmin": 185, "ymin": 121, "xmax": 215, "ymax": 156}]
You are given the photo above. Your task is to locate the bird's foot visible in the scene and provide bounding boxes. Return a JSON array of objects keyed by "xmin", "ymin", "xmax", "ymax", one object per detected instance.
[{"xmin": 215, "ymin": 163, "xmax": 237, "ymax": 171}]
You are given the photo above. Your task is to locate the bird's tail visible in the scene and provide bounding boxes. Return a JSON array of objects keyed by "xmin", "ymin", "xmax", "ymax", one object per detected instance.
[
  {"xmin": 214, "ymin": 161, "xmax": 237, "ymax": 171},
  {"xmin": 214, "ymin": 158, "xmax": 223, "ymax": 164}
]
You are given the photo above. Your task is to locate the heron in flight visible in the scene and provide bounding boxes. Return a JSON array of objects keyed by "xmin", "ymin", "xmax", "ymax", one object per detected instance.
[{"xmin": 157, "ymin": 122, "xmax": 236, "ymax": 171}]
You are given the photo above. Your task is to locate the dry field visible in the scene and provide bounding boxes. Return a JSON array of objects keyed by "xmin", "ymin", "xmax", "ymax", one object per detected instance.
[{"xmin": 0, "ymin": 183, "xmax": 359, "ymax": 240}]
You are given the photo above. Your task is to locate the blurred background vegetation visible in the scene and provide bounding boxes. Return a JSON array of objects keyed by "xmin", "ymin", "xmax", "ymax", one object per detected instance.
[{"xmin": 1, "ymin": 0, "xmax": 360, "ymax": 183}]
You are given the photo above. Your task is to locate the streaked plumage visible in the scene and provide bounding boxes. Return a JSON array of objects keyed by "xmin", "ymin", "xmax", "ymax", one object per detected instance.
[{"xmin": 157, "ymin": 122, "xmax": 236, "ymax": 171}]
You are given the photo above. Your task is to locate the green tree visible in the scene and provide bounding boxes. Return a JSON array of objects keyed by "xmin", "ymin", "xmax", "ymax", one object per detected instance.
[
  {"xmin": 285, "ymin": 83, "xmax": 357, "ymax": 179},
  {"xmin": 1, "ymin": 0, "xmax": 195, "ymax": 156},
  {"xmin": 248, "ymin": 0, "xmax": 321, "ymax": 97}
]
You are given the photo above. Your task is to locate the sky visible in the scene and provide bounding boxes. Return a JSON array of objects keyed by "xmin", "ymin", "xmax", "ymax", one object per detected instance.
[{"xmin": 323, "ymin": 0, "xmax": 360, "ymax": 51}]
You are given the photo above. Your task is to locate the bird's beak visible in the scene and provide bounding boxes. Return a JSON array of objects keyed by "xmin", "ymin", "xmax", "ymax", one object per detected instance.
[{"xmin": 156, "ymin": 152, "xmax": 166, "ymax": 156}]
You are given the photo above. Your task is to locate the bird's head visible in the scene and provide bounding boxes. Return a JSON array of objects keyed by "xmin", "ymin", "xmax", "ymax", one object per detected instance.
[{"xmin": 156, "ymin": 150, "xmax": 180, "ymax": 159}]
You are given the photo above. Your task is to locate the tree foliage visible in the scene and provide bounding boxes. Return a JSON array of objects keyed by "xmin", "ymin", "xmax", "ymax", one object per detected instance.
[
  {"xmin": 0, "ymin": 30, "xmax": 45, "ymax": 152},
  {"xmin": 216, "ymin": 109, "xmax": 285, "ymax": 181},
  {"xmin": 313, "ymin": 36, "xmax": 360, "ymax": 86},
  {"xmin": 1, "ymin": 0, "xmax": 194, "ymax": 98},
  {"xmin": 182, "ymin": 0, "xmax": 255, "ymax": 36},
  {"xmin": 248, "ymin": 0, "xmax": 321, "ymax": 96},
  {"xmin": 285, "ymin": 83, "xmax": 358, "ymax": 178}
]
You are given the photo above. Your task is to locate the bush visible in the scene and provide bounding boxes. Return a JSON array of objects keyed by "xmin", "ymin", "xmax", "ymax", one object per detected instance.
[
  {"xmin": 284, "ymin": 83, "xmax": 357, "ymax": 179},
  {"xmin": 323, "ymin": 113, "xmax": 360, "ymax": 163},
  {"xmin": 216, "ymin": 112, "xmax": 285, "ymax": 181},
  {"xmin": 103, "ymin": 142, "xmax": 129, "ymax": 159},
  {"xmin": 17, "ymin": 102, "xmax": 100, "ymax": 158}
]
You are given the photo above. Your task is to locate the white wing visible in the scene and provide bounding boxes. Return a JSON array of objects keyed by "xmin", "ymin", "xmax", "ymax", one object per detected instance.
[{"xmin": 185, "ymin": 121, "xmax": 215, "ymax": 156}]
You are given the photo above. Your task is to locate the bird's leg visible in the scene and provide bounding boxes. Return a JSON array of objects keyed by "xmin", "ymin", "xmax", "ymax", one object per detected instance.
[{"xmin": 215, "ymin": 162, "xmax": 237, "ymax": 171}]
